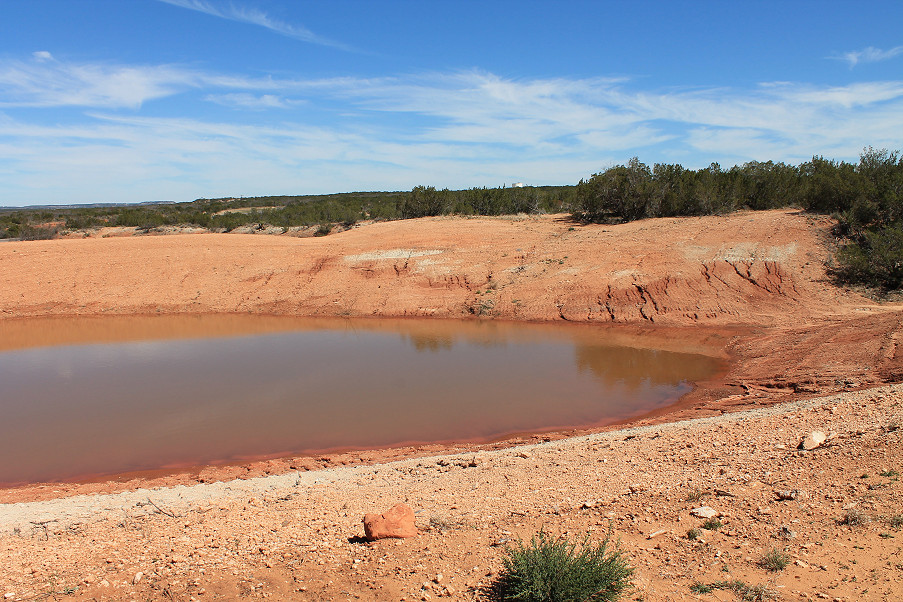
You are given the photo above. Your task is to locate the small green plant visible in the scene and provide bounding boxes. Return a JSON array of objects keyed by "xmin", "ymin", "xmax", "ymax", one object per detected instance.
[
  {"xmin": 759, "ymin": 548, "xmax": 790, "ymax": 572},
  {"xmin": 688, "ymin": 580, "xmax": 774, "ymax": 601},
  {"xmin": 686, "ymin": 528, "xmax": 702, "ymax": 540},
  {"xmin": 879, "ymin": 532, "xmax": 895, "ymax": 539},
  {"xmin": 879, "ymin": 469, "xmax": 899, "ymax": 478},
  {"xmin": 887, "ymin": 515, "xmax": 903, "ymax": 529},
  {"xmin": 684, "ymin": 489, "xmax": 706, "ymax": 503},
  {"xmin": 702, "ymin": 517, "xmax": 723, "ymax": 531},
  {"xmin": 489, "ymin": 529, "xmax": 633, "ymax": 602}
]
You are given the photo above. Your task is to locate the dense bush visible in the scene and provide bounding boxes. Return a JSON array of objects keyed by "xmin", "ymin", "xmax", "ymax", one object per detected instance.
[
  {"xmin": 489, "ymin": 530, "xmax": 633, "ymax": 602},
  {"xmin": 573, "ymin": 158, "xmax": 801, "ymax": 222},
  {"xmin": 835, "ymin": 223, "xmax": 903, "ymax": 289}
]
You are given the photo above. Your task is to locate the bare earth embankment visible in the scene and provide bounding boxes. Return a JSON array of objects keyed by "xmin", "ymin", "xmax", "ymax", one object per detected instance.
[{"xmin": 1, "ymin": 210, "xmax": 902, "ymax": 600}]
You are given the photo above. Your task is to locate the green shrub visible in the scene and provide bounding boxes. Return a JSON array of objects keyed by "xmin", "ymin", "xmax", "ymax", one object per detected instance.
[
  {"xmin": 701, "ymin": 517, "xmax": 723, "ymax": 531},
  {"xmin": 18, "ymin": 224, "xmax": 59, "ymax": 240},
  {"xmin": 490, "ymin": 529, "xmax": 633, "ymax": 602},
  {"xmin": 689, "ymin": 580, "xmax": 773, "ymax": 601},
  {"xmin": 835, "ymin": 223, "xmax": 903, "ymax": 289}
]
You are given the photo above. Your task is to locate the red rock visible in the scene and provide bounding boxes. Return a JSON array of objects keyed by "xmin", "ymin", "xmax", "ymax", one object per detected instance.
[{"xmin": 363, "ymin": 503, "xmax": 417, "ymax": 540}]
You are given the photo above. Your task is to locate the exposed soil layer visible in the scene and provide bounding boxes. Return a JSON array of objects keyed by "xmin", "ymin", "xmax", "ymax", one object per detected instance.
[
  {"xmin": 0, "ymin": 210, "xmax": 871, "ymax": 326},
  {"xmin": 1, "ymin": 210, "xmax": 902, "ymax": 600}
]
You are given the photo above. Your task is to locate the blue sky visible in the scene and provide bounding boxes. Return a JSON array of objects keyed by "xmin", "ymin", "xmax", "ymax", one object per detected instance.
[{"xmin": 1, "ymin": 0, "xmax": 902, "ymax": 206}]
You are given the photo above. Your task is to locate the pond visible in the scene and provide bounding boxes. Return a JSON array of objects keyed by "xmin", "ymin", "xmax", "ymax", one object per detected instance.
[{"xmin": 0, "ymin": 315, "xmax": 723, "ymax": 485}]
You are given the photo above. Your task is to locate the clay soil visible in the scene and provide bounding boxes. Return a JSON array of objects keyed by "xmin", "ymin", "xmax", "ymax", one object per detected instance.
[{"xmin": 1, "ymin": 210, "xmax": 902, "ymax": 601}]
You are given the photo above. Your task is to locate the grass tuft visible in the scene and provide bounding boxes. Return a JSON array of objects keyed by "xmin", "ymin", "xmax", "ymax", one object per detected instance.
[
  {"xmin": 839, "ymin": 508, "xmax": 869, "ymax": 526},
  {"xmin": 686, "ymin": 528, "xmax": 702, "ymax": 540},
  {"xmin": 684, "ymin": 489, "xmax": 706, "ymax": 503},
  {"xmin": 489, "ymin": 528, "xmax": 633, "ymax": 602},
  {"xmin": 689, "ymin": 579, "xmax": 775, "ymax": 601},
  {"xmin": 701, "ymin": 517, "xmax": 723, "ymax": 531},
  {"xmin": 758, "ymin": 548, "xmax": 790, "ymax": 572}
]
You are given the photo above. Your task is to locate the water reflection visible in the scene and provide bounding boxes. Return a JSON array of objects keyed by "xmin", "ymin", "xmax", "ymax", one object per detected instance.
[{"xmin": 0, "ymin": 316, "xmax": 723, "ymax": 485}]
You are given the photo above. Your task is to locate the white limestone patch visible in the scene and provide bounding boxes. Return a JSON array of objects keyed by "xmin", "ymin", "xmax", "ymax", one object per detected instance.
[
  {"xmin": 684, "ymin": 243, "xmax": 797, "ymax": 263},
  {"xmin": 343, "ymin": 249, "xmax": 444, "ymax": 262},
  {"xmin": 716, "ymin": 242, "xmax": 797, "ymax": 263}
]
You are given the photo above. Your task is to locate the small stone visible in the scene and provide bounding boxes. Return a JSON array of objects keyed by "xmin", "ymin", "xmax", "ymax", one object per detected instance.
[
  {"xmin": 100, "ymin": 580, "xmax": 110, "ymax": 588},
  {"xmin": 775, "ymin": 489, "xmax": 799, "ymax": 501},
  {"xmin": 133, "ymin": 572, "xmax": 143, "ymax": 584},
  {"xmin": 777, "ymin": 525, "xmax": 797, "ymax": 539},
  {"xmin": 690, "ymin": 506, "xmax": 718, "ymax": 519},
  {"xmin": 434, "ymin": 573, "xmax": 444, "ymax": 584},
  {"xmin": 5, "ymin": 594, "xmax": 16, "ymax": 600},
  {"xmin": 799, "ymin": 431, "xmax": 827, "ymax": 450},
  {"xmin": 363, "ymin": 503, "xmax": 417, "ymax": 540}
]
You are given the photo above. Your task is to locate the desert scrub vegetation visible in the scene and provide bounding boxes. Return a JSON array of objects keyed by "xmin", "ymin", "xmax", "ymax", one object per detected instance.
[
  {"xmin": 689, "ymin": 580, "xmax": 775, "ymax": 601},
  {"xmin": 488, "ymin": 529, "xmax": 633, "ymax": 602},
  {"xmin": 839, "ymin": 507, "xmax": 870, "ymax": 526},
  {"xmin": 701, "ymin": 517, "xmax": 723, "ymax": 531},
  {"xmin": 758, "ymin": 548, "xmax": 790, "ymax": 572}
]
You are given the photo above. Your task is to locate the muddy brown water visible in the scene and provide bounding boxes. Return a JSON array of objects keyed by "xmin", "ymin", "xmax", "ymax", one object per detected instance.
[{"xmin": 0, "ymin": 315, "xmax": 724, "ymax": 485}]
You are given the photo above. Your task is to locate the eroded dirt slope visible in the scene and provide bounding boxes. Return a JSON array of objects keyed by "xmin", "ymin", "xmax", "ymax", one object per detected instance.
[{"xmin": 0, "ymin": 210, "xmax": 876, "ymax": 326}]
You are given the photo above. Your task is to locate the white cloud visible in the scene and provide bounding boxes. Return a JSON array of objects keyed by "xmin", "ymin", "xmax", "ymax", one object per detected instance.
[
  {"xmin": 157, "ymin": 0, "xmax": 353, "ymax": 51},
  {"xmin": 2, "ymin": 56, "xmax": 903, "ymax": 204},
  {"xmin": 204, "ymin": 93, "xmax": 302, "ymax": 110},
  {"xmin": 32, "ymin": 51, "xmax": 53, "ymax": 62},
  {"xmin": 834, "ymin": 45, "xmax": 903, "ymax": 68},
  {"xmin": 0, "ymin": 55, "xmax": 202, "ymax": 109}
]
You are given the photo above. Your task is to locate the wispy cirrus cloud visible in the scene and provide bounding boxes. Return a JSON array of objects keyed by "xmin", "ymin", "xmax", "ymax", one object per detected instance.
[
  {"xmin": 157, "ymin": 0, "xmax": 354, "ymax": 51},
  {"xmin": 833, "ymin": 45, "xmax": 903, "ymax": 68},
  {"xmin": 204, "ymin": 93, "xmax": 302, "ymax": 110},
  {"xmin": 0, "ymin": 51, "xmax": 202, "ymax": 108},
  {"xmin": 2, "ymin": 53, "xmax": 903, "ymax": 204}
]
